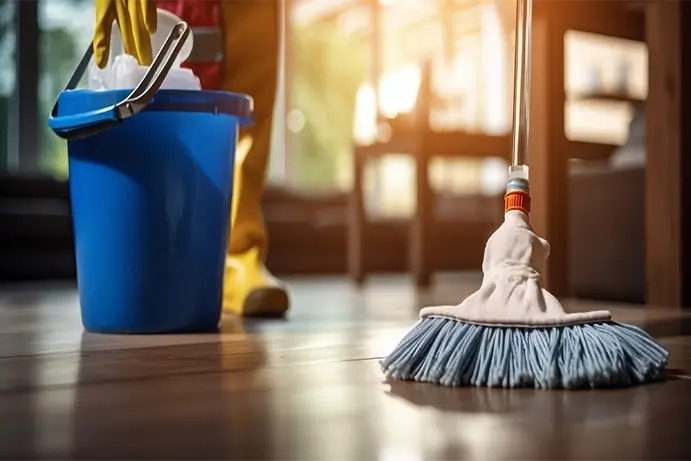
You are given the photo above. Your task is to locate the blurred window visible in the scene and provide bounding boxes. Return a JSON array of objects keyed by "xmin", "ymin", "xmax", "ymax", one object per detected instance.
[
  {"xmin": 38, "ymin": 0, "xmax": 94, "ymax": 179},
  {"xmin": 0, "ymin": 0, "xmax": 17, "ymax": 172},
  {"xmin": 565, "ymin": 30, "xmax": 648, "ymax": 145}
]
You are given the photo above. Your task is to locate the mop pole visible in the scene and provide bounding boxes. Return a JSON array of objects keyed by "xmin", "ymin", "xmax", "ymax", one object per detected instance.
[{"xmin": 505, "ymin": 0, "xmax": 533, "ymax": 215}]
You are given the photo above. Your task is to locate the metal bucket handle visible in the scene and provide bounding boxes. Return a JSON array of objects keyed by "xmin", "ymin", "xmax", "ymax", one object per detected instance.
[{"xmin": 48, "ymin": 21, "xmax": 191, "ymax": 140}]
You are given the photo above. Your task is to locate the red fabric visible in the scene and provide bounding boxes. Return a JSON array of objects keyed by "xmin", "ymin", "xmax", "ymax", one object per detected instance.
[
  {"xmin": 185, "ymin": 62, "xmax": 223, "ymax": 91},
  {"xmin": 156, "ymin": 0, "xmax": 220, "ymax": 27},
  {"xmin": 157, "ymin": 0, "xmax": 223, "ymax": 90}
]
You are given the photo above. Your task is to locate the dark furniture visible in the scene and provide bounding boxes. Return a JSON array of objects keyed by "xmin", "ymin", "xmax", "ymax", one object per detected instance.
[{"xmin": 569, "ymin": 162, "xmax": 644, "ymax": 303}]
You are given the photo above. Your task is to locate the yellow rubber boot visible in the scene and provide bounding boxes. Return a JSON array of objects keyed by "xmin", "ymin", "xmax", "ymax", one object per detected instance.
[{"xmin": 220, "ymin": 0, "xmax": 288, "ymax": 318}]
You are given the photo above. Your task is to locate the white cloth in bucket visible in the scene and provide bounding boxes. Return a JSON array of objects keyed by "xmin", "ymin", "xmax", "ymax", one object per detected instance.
[
  {"xmin": 88, "ymin": 8, "xmax": 201, "ymax": 91},
  {"xmin": 421, "ymin": 210, "xmax": 612, "ymax": 327},
  {"xmin": 89, "ymin": 54, "xmax": 201, "ymax": 90}
]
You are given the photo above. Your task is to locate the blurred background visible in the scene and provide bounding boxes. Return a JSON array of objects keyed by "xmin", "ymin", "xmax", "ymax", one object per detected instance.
[{"xmin": 0, "ymin": 0, "xmax": 648, "ymax": 303}]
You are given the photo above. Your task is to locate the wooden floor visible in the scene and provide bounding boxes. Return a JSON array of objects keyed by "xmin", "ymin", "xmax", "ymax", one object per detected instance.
[{"xmin": 1, "ymin": 273, "xmax": 691, "ymax": 460}]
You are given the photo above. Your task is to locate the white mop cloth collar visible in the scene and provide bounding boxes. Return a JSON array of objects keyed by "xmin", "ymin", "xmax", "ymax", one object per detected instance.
[{"xmin": 421, "ymin": 210, "xmax": 612, "ymax": 327}]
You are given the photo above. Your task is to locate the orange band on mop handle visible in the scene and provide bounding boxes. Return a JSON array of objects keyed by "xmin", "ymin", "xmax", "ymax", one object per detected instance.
[{"xmin": 504, "ymin": 190, "xmax": 531, "ymax": 214}]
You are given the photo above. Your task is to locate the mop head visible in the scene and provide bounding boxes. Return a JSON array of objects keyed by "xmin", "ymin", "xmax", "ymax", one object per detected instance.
[{"xmin": 381, "ymin": 211, "xmax": 669, "ymax": 389}]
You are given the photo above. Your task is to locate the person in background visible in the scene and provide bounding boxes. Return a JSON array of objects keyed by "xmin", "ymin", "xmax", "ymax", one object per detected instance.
[{"xmin": 93, "ymin": 0, "xmax": 289, "ymax": 318}]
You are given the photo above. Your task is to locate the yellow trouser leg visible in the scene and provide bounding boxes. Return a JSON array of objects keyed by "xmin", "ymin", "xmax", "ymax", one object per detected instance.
[{"xmin": 220, "ymin": 0, "xmax": 288, "ymax": 317}]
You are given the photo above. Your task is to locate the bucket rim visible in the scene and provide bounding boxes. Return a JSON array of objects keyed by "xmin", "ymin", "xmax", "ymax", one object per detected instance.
[{"xmin": 56, "ymin": 88, "xmax": 254, "ymax": 123}]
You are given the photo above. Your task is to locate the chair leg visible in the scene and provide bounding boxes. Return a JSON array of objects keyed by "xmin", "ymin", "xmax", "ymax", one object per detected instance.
[
  {"xmin": 348, "ymin": 149, "xmax": 367, "ymax": 287},
  {"xmin": 410, "ymin": 153, "xmax": 432, "ymax": 288}
]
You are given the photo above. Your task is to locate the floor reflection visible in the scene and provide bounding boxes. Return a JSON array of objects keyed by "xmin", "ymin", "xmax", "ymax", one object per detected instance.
[
  {"xmin": 67, "ymin": 322, "xmax": 271, "ymax": 459},
  {"xmin": 383, "ymin": 378, "xmax": 660, "ymax": 460},
  {"xmin": 385, "ymin": 379, "xmax": 653, "ymax": 424}
]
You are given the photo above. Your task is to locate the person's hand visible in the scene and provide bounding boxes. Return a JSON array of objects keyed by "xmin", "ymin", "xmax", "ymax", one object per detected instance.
[{"xmin": 93, "ymin": 0, "xmax": 158, "ymax": 69}]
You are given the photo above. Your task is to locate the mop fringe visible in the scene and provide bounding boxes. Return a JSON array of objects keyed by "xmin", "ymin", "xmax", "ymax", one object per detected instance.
[{"xmin": 380, "ymin": 317, "xmax": 669, "ymax": 389}]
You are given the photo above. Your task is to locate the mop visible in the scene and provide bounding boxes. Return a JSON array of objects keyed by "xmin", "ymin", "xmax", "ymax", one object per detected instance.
[{"xmin": 380, "ymin": 0, "xmax": 668, "ymax": 389}]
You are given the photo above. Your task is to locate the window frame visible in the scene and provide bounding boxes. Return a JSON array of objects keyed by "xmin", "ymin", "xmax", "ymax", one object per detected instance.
[{"xmin": 5, "ymin": 0, "xmax": 40, "ymax": 177}]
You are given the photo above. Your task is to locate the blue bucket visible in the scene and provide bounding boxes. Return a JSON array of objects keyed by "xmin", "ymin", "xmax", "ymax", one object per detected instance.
[{"xmin": 49, "ymin": 22, "xmax": 253, "ymax": 333}]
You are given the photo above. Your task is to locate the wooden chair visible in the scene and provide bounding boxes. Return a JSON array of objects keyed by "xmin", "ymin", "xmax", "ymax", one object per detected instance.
[{"xmin": 348, "ymin": 61, "xmax": 511, "ymax": 286}]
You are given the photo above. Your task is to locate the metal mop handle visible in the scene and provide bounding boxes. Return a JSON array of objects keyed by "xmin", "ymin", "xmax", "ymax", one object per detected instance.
[
  {"xmin": 505, "ymin": 0, "xmax": 533, "ymax": 212},
  {"xmin": 511, "ymin": 0, "xmax": 533, "ymax": 169}
]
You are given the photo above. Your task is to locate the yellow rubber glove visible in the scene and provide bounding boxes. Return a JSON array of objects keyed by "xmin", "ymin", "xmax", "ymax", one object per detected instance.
[{"xmin": 93, "ymin": 0, "xmax": 158, "ymax": 69}]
